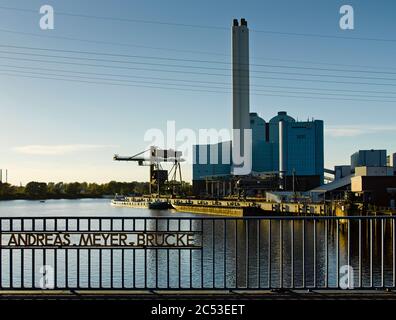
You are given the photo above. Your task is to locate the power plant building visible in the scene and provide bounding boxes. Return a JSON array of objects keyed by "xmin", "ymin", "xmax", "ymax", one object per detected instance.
[
  {"xmin": 351, "ymin": 149, "xmax": 387, "ymax": 171},
  {"xmin": 193, "ymin": 112, "xmax": 324, "ymax": 194},
  {"xmin": 388, "ymin": 153, "xmax": 396, "ymax": 175},
  {"xmin": 193, "ymin": 141, "xmax": 232, "ymax": 179},
  {"xmin": 269, "ymin": 112, "xmax": 324, "ymax": 180},
  {"xmin": 192, "ymin": 19, "xmax": 324, "ymax": 195}
]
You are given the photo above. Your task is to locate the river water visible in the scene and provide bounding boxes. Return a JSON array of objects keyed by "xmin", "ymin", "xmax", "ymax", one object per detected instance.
[{"xmin": 0, "ymin": 199, "xmax": 394, "ymax": 289}]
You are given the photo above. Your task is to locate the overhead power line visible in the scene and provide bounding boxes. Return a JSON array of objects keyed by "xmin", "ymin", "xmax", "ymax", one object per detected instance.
[
  {"xmin": 1, "ymin": 48, "xmax": 396, "ymax": 83},
  {"xmin": 0, "ymin": 27, "xmax": 394, "ymax": 73},
  {"xmin": 1, "ymin": 52, "xmax": 396, "ymax": 88},
  {"xmin": 0, "ymin": 44, "xmax": 395, "ymax": 77},
  {"xmin": 1, "ymin": 65, "xmax": 395, "ymax": 100},
  {"xmin": 0, "ymin": 61, "xmax": 395, "ymax": 98},
  {"xmin": 0, "ymin": 5, "xmax": 395, "ymax": 43},
  {"xmin": 1, "ymin": 70, "xmax": 395, "ymax": 104},
  {"xmin": 0, "ymin": 61, "xmax": 395, "ymax": 96}
]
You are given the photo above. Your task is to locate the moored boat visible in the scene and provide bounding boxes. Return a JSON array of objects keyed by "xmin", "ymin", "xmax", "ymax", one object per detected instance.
[
  {"xmin": 148, "ymin": 199, "xmax": 172, "ymax": 210},
  {"xmin": 111, "ymin": 195, "xmax": 150, "ymax": 208},
  {"xmin": 111, "ymin": 195, "xmax": 171, "ymax": 210}
]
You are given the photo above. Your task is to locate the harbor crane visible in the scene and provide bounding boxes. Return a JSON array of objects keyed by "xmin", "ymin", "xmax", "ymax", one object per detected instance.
[{"xmin": 113, "ymin": 146, "xmax": 184, "ymax": 195}]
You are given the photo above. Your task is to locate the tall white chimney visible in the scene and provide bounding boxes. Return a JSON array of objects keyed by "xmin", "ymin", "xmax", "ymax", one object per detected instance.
[
  {"xmin": 232, "ymin": 18, "xmax": 250, "ymax": 161},
  {"xmin": 279, "ymin": 120, "xmax": 286, "ymax": 189}
]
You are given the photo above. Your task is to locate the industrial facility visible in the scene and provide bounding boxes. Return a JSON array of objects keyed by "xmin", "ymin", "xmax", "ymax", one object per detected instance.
[
  {"xmin": 193, "ymin": 111, "xmax": 324, "ymax": 195},
  {"xmin": 112, "ymin": 18, "xmax": 396, "ymax": 214},
  {"xmin": 192, "ymin": 19, "xmax": 324, "ymax": 196},
  {"xmin": 312, "ymin": 149, "xmax": 396, "ymax": 208},
  {"xmin": 191, "ymin": 19, "xmax": 396, "ymax": 211}
]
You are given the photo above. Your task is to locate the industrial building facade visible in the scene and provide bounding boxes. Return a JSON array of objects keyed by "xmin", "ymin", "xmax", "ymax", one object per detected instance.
[
  {"xmin": 193, "ymin": 111, "xmax": 324, "ymax": 195},
  {"xmin": 351, "ymin": 149, "xmax": 387, "ymax": 171}
]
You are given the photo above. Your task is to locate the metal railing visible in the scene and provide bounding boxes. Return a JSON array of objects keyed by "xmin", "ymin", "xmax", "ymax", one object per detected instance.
[{"xmin": 0, "ymin": 216, "xmax": 395, "ymax": 290}]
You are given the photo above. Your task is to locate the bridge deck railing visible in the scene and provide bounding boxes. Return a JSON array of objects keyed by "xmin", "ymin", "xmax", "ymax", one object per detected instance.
[{"xmin": 0, "ymin": 216, "xmax": 394, "ymax": 290}]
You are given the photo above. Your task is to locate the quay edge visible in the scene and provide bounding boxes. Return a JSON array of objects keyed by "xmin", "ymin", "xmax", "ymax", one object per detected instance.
[{"xmin": 111, "ymin": 197, "xmax": 330, "ymax": 217}]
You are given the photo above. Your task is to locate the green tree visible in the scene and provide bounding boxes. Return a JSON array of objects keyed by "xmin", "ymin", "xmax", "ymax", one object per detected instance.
[
  {"xmin": 25, "ymin": 182, "xmax": 48, "ymax": 199},
  {"xmin": 65, "ymin": 182, "xmax": 82, "ymax": 196},
  {"xmin": 0, "ymin": 183, "xmax": 17, "ymax": 199},
  {"xmin": 54, "ymin": 182, "xmax": 65, "ymax": 195}
]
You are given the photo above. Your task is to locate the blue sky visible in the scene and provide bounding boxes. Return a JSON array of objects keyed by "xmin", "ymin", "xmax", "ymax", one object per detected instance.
[{"xmin": 0, "ymin": 0, "xmax": 395, "ymax": 184}]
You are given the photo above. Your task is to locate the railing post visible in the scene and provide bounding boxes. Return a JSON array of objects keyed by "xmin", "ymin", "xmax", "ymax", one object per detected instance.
[
  {"xmin": 32, "ymin": 219, "xmax": 36, "ymax": 288},
  {"xmin": 268, "ymin": 220, "xmax": 271, "ymax": 289},
  {"xmin": 347, "ymin": 219, "xmax": 350, "ymax": 289},
  {"xmin": 280, "ymin": 220, "xmax": 283, "ymax": 289},
  {"xmin": 291, "ymin": 219, "xmax": 294, "ymax": 289},
  {"xmin": 393, "ymin": 218, "xmax": 395, "ymax": 288},
  {"xmin": 302, "ymin": 219, "xmax": 305, "ymax": 289},
  {"xmin": 313, "ymin": 219, "xmax": 316, "ymax": 289},
  {"xmin": 200, "ymin": 219, "xmax": 203, "ymax": 289},
  {"xmin": 235, "ymin": 220, "xmax": 238, "ymax": 289},
  {"xmin": 98, "ymin": 218, "xmax": 101, "ymax": 289},
  {"xmin": 257, "ymin": 219, "xmax": 260, "ymax": 289},
  {"xmin": 21, "ymin": 219, "xmax": 24, "ymax": 289},
  {"xmin": 325, "ymin": 219, "xmax": 328, "ymax": 289},
  {"xmin": 246, "ymin": 220, "xmax": 249, "ymax": 288},
  {"xmin": 76, "ymin": 218, "xmax": 80, "ymax": 289},
  {"xmin": 121, "ymin": 218, "xmax": 125, "ymax": 289},
  {"xmin": 359, "ymin": 219, "xmax": 362, "ymax": 288},
  {"xmin": 0, "ymin": 218, "xmax": 2, "ymax": 290},
  {"xmin": 87, "ymin": 218, "xmax": 91, "ymax": 290},
  {"xmin": 336, "ymin": 219, "xmax": 339, "ymax": 289},
  {"xmin": 9, "ymin": 219, "xmax": 13, "ymax": 289},
  {"xmin": 190, "ymin": 219, "xmax": 193, "ymax": 289},
  {"xmin": 223, "ymin": 219, "xmax": 227, "ymax": 289},
  {"xmin": 370, "ymin": 219, "xmax": 373, "ymax": 288},
  {"xmin": 381, "ymin": 219, "xmax": 384, "ymax": 288},
  {"xmin": 179, "ymin": 219, "xmax": 182, "ymax": 289}
]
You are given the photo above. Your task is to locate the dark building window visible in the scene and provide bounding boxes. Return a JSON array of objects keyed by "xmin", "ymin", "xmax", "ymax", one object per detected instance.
[{"xmin": 265, "ymin": 123, "xmax": 270, "ymax": 142}]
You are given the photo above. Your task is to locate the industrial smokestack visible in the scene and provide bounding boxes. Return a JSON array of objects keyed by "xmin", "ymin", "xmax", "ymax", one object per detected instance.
[
  {"xmin": 232, "ymin": 18, "xmax": 250, "ymax": 165},
  {"xmin": 279, "ymin": 121, "xmax": 285, "ymax": 189}
]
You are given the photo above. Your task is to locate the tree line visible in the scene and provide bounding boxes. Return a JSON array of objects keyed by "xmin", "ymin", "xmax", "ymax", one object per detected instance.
[
  {"xmin": 0, "ymin": 181, "xmax": 193, "ymax": 200},
  {"xmin": 0, "ymin": 181, "xmax": 151, "ymax": 200}
]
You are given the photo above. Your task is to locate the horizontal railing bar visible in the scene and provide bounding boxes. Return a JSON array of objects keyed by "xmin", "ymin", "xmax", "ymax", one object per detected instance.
[
  {"xmin": 0, "ymin": 216, "xmax": 395, "ymax": 221},
  {"xmin": 0, "ymin": 286, "xmax": 394, "ymax": 291},
  {"xmin": 0, "ymin": 246, "xmax": 203, "ymax": 249},
  {"xmin": 0, "ymin": 231, "xmax": 202, "ymax": 234}
]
